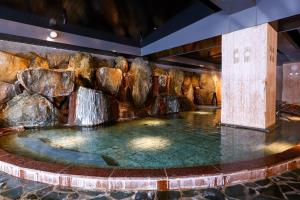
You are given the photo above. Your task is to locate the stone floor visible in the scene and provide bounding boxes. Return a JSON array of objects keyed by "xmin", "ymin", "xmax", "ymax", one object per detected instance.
[{"xmin": 1, "ymin": 169, "xmax": 300, "ymax": 200}]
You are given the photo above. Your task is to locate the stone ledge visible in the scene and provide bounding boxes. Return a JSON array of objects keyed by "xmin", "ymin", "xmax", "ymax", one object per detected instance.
[{"xmin": 0, "ymin": 138, "xmax": 298, "ymax": 191}]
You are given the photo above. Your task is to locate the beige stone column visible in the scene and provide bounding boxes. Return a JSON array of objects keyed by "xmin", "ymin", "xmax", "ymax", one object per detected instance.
[
  {"xmin": 221, "ymin": 23, "xmax": 277, "ymax": 130},
  {"xmin": 282, "ymin": 62, "xmax": 300, "ymax": 105}
]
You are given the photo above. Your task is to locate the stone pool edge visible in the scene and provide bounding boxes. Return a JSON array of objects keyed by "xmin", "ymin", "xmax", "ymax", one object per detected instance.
[{"xmin": 0, "ymin": 127, "xmax": 299, "ymax": 191}]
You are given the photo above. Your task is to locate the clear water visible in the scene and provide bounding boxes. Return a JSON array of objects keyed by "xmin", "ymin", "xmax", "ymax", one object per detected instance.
[{"xmin": 0, "ymin": 109, "xmax": 300, "ymax": 169}]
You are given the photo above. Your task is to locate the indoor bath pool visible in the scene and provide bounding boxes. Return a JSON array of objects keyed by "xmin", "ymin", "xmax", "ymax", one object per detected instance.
[{"xmin": 0, "ymin": 109, "xmax": 300, "ymax": 169}]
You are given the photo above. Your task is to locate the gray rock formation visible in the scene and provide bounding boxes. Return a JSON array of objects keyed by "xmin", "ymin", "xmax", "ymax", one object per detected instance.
[
  {"xmin": 129, "ymin": 58, "xmax": 152, "ymax": 107},
  {"xmin": 0, "ymin": 81, "xmax": 21, "ymax": 104},
  {"xmin": 114, "ymin": 56, "xmax": 128, "ymax": 73},
  {"xmin": 169, "ymin": 69, "xmax": 184, "ymax": 96},
  {"xmin": 17, "ymin": 68, "xmax": 75, "ymax": 97},
  {"xmin": 0, "ymin": 92, "xmax": 58, "ymax": 127},
  {"xmin": 151, "ymin": 95, "xmax": 180, "ymax": 116}
]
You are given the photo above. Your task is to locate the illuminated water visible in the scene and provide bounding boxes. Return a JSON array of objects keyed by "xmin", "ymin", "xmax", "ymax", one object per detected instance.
[{"xmin": 0, "ymin": 110, "xmax": 300, "ymax": 168}]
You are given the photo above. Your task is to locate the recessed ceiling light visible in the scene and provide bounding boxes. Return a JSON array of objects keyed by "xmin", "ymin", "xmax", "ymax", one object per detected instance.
[{"xmin": 49, "ymin": 31, "xmax": 58, "ymax": 39}]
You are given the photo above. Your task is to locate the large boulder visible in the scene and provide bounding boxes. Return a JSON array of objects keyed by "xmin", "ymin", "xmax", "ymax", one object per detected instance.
[
  {"xmin": 0, "ymin": 81, "xmax": 21, "ymax": 104},
  {"xmin": 195, "ymin": 73, "xmax": 216, "ymax": 105},
  {"xmin": 169, "ymin": 69, "xmax": 184, "ymax": 96},
  {"xmin": 191, "ymin": 74, "xmax": 200, "ymax": 88},
  {"xmin": 46, "ymin": 52, "xmax": 70, "ymax": 69},
  {"xmin": 152, "ymin": 75, "xmax": 169, "ymax": 97},
  {"xmin": 129, "ymin": 58, "xmax": 152, "ymax": 107},
  {"xmin": 114, "ymin": 56, "xmax": 128, "ymax": 73},
  {"xmin": 0, "ymin": 92, "xmax": 58, "ymax": 127},
  {"xmin": 96, "ymin": 67, "xmax": 123, "ymax": 95},
  {"xmin": 152, "ymin": 66, "xmax": 167, "ymax": 77},
  {"xmin": 117, "ymin": 73, "xmax": 133, "ymax": 102},
  {"xmin": 17, "ymin": 68, "xmax": 75, "ymax": 97},
  {"xmin": 182, "ymin": 76, "xmax": 194, "ymax": 103},
  {"xmin": 18, "ymin": 52, "xmax": 49, "ymax": 69},
  {"xmin": 0, "ymin": 51, "xmax": 29, "ymax": 83},
  {"xmin": 151, "ymin": 95, "xmax": 180, "ymax": 116},
  {"xmin": 68, "ymin": 87, "xmax": 118, "ymax": 126},
  {"xmin": 67, "ymin": 52, "xmax": 95, "ymax": 87}
]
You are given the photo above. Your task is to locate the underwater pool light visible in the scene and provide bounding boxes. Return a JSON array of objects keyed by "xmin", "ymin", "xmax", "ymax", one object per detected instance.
[
  {"xmin": 50, "ymin": 135, "xmax": 86, "ymax": 148},
  {"xmin": 263, "ymin": 141, "xmax": 294, "ymax": 154},
  {"xmin": 139, "ymin": 119, "xmax": 166, "ymax": 126},
  {"xmin": 287, "ymin": 116, "xmax": 300, "ymax": 121},
  {"xmin": 128, "ymin": 136, "xmax": 171, "ymax": 151},
  {"xmin": 194, "ymin": 111, "xmax": 213, "ymax": 115}
]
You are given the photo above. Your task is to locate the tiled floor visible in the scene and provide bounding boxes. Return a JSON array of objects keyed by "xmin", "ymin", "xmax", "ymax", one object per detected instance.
[{"xmin": 0, "ymin": 169, "xmax": 300, "ymax": 199}]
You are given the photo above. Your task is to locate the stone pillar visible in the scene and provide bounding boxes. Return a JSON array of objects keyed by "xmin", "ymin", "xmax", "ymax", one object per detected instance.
[
  {"xmin": 282, "ymin": 62, "xmax": 300, "ymax": 105},
  {"xmin": 221, "ymin": 23, "xmax": 277, "ymax": 130}
]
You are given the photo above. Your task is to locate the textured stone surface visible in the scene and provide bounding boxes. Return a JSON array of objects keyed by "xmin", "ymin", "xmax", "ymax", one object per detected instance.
[
  {"xmin": 0, "ymin": 81, "xmax": 21, "ymax": 104},
  {"xmin": 96, "ymin": 67, "xmax": 123, "ymax": 95},
  {"xmin": 67, "ymin": 52, "xmax": 95, "ymax": 87},
  {"xmin": 169, "ymin": 69, "xmax": 184, "ymax": 96},
  {"xmin": 46, "ymin": 52, "xmax": 70, "ymax": 69},
  {"xmin": 152, "ymin": 66, "xmax": 167, "ymax": 77},
  {"xmin": 182, "ymin": 75, "xmax": 194, "ymax": 103},
  {"xmin": 68, "ymin": 87, "xmax": 117, "ymax": 126},
  {"xmin": 0, "ymin": 92, "xmax": 58, "ymax": 127},
  {"xmin": 17, "ymin": 68, "xmax": 75, "ymax": 97},
  {"xmin": 194, "ymin": 73, "xmax": 216, "ymax": 105},
  {"xmin": 151, "ymin": 95, "xmax": 180, "ymax": 116},
  {"xmin": 114, "ymin": 56, "xmax": 128, "ymax": 73},
  {"xmin": 129, "ymin": 58, "xmax": 152, "ymax": 107},
  {"xmin": 191, "ymin": 74, "xmax": 200, "ymax": 88},
  {"xmin": 0, "ymin": 51, "xmax": 29, "ymax": 83},
  {"xmin": 0, "ymin": 169, "xmax": 299, "ymax": 199},
  {"xmin": 18, "ymin": 52, "xmax": 49, "ymax": 69}
]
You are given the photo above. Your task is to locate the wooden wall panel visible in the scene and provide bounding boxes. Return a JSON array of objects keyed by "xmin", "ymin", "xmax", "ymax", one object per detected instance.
[
  {"xmin": 221, "ymin": 23, "xmax": 277, "ymax": 130},
  {"xmin": 282, "ymin": 62, "xmax": 300, "ymax": 105}
]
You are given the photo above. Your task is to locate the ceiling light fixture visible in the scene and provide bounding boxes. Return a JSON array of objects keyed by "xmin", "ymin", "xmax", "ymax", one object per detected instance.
[{"xmin": 49, "ymin": 31, "xmax": 58, "ymax": 39}]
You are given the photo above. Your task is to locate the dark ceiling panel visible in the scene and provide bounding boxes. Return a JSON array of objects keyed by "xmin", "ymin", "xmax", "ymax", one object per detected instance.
[
  {"xmin": 180, "ymin": 46, "xmax": 221, "ymax": 65},
  {"xmin": 0, "ymin": 0, "xmax": 201, "ymax": 42},
  {"xmin": 209, "ymin": 0, "xmax": 255, "ymax": 14},
  {"xmin": 287, "ymin": 30, "xmax": 300, "ymax": 49}
]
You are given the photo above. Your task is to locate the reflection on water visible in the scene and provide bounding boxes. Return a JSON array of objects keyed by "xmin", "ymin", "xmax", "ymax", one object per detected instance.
[
  {"xmin": 220, "ymin": 126, "xmax": 266, "ymax": 162},
  {"xmin": 128, "ymin": 136, "xmax": 171, "ymax": 151},
  {"xmin": 0, "ymin": 109, "xmax": 299, "ymax": 169}
]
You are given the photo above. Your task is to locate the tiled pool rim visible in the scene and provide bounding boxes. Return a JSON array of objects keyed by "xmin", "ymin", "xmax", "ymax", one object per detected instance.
[{"xmin": 0, "ymin": 127, "xmax": 299, "ymax": 191}]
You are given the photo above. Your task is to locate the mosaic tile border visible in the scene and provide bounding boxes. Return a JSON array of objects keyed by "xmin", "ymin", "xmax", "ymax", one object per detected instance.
[{"xmin": 0, "ymin": 127, "xmax": 299, "ymax": 191}]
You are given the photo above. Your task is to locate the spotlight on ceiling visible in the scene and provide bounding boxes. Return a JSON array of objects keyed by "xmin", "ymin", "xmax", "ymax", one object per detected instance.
[
  {"xmin": 49, "ymin": 31, "xmax": 58, "ymax": 39},
  {"xmin": 47, "ymin": 31, "xmax": 58, "ymax": 41}
]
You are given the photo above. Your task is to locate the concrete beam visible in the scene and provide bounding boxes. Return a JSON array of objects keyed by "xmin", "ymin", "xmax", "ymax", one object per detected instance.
[
  {"xmin": 142, "ymin": 0, "xmax": 300, "ymax": 56},
  {"xmin": 0, "ymin": 19, "xmax": 140, "ymax": 56}
]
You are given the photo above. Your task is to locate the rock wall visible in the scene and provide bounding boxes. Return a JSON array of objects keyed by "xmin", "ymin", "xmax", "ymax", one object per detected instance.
[{"xmin": 0, "ymin": 40, "xmax": 221, "ymax": 128}]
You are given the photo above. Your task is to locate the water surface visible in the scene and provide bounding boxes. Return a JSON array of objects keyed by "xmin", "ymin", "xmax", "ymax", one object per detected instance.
[{"xmin": 0, "ymin": 110, "xmax": 299, "ymax": 168}]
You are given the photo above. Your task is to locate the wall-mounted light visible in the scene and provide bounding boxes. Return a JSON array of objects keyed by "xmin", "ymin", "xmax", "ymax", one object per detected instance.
[{"xmin": 289, "ymin": 64, "xmax": 299, "ymax": 76}]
